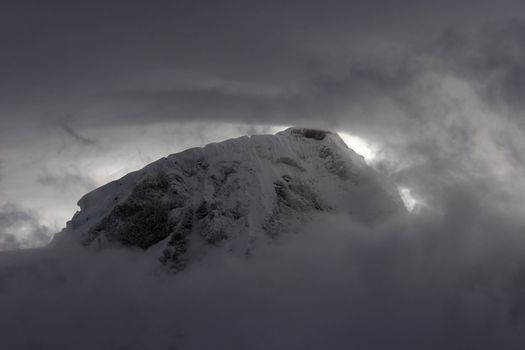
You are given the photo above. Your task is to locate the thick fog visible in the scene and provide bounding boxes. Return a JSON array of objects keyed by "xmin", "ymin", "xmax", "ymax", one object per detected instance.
[{"xmin": 2, "ymin": 178, "xmax": 525, "ymax": 349}]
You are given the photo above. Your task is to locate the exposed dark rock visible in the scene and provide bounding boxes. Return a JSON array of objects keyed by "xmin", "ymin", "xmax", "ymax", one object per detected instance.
[
  {"xmin": 291, "ymin": 128, "xmax": 332, "ymax": 140},
  {"xmin": 83, "ymin": 173, "xmax": 188, "ymax": 249},
  {"xmin": 319, "ymin": 146, "xmax": 350, "ymax": 180},
  {"xmin": 195, "ymin": 201, "xmax": 209, "ymax": 220}
]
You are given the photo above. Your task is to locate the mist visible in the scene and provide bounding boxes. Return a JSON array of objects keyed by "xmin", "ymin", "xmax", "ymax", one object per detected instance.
[{"xmin": 2, "ymin": 183, "xmax": 525, "ymax": 349}]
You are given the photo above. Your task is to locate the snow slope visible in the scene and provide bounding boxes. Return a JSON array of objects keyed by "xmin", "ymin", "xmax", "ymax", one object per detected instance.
[{"xmin": 52, "ymin": 127, "xmax": 404, "ymax": 268}]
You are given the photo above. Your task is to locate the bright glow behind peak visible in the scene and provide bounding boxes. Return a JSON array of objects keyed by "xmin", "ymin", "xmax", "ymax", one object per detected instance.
[{"xmin": 338, "ymin": 132, "xmax": 378, "ymax": 162}]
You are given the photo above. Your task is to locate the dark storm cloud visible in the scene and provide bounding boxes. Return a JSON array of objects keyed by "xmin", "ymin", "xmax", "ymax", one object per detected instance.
[
  {"xmin": 109, "ymin": 49, "xmax": 420, "ymax": 128},
  {"xmin": 1, "ymin": 0, "xmax": 525, "ymax": 132}
]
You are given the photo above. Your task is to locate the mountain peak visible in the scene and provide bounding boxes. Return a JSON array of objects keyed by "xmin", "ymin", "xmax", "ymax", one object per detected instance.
[{"xmin": 52, "ymin": 127, "xmax": 403, "ymax": 268}]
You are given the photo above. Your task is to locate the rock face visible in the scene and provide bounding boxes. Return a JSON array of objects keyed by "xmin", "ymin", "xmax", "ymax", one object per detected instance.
[{"xmin": 53, "ymin": 127, "xmax": 404, "ymax": 268}]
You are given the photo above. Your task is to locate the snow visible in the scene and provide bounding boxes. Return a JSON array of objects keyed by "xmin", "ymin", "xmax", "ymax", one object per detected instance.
[{"xmin": 52, "ymin": 127, "xmax": 404, "ymax": 266}]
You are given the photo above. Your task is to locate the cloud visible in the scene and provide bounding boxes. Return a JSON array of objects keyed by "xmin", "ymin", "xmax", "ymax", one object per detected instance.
[
  {"xmin": 41, "ymin": 19, "xmax": 523, "ymax": 144},
  {"xmin": 0, "ymin": 2, "xmax": 523, "ymax": 134},
  {"xmin": 400, "ymin": 20, "xmax": 525, "ymax": 130},
  {"xmin": 3, "ymin": 5, "xmax": 525, "ymax": 347},
  {"xmin": 3, "ymin": 148, "xmax": 525, "ymax": 347},
  {"xmin": 0, "ymin": 204, "xmax": 51, "ymax": 250},
  {"xmin": 36, "ymin": 168, "xmax": 96, "ymax": 192},
  {"xmin": 1, "ymin": 194, "xmax": 525, "ymax": 349}
]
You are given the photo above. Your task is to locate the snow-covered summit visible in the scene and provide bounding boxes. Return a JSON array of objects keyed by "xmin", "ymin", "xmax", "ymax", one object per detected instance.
[{"xmin": 52, "ymin": 127, "xmax": 404, "ymax": 268}]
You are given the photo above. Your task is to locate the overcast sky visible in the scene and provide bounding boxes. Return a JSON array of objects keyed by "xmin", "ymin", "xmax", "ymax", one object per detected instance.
[
  {"xmin": 3, "ymin": 0, "xmax": 525, "ymax": 248},
  {"xmin": 5, "ymin": 1, "xmax": 525, "ymax": 348}
]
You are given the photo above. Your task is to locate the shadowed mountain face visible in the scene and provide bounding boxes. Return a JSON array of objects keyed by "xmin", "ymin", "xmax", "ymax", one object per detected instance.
[{"xmin": 52, "ymin": 128, "xmax": 404, "ymax": 268}]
